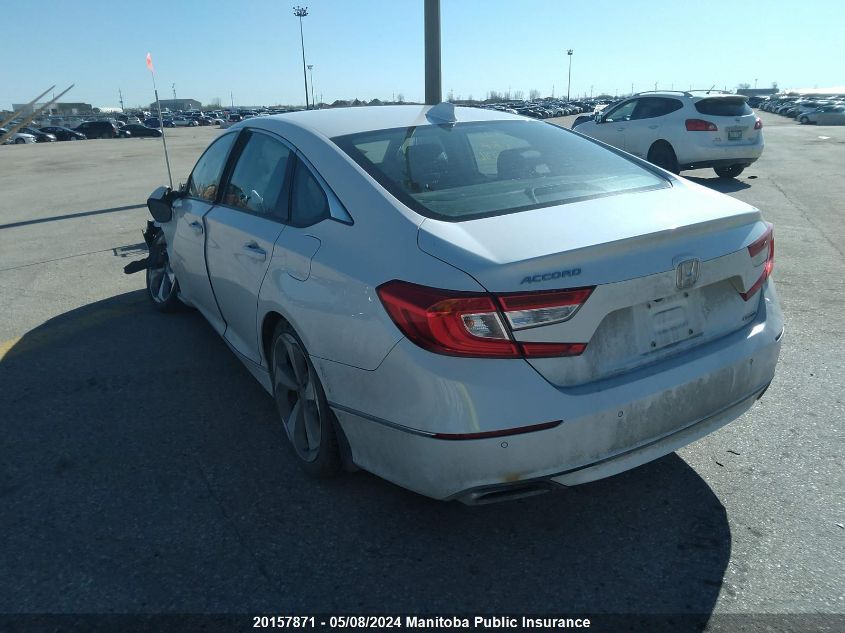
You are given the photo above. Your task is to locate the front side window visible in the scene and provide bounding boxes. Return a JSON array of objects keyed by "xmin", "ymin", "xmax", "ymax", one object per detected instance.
[
  {"xmin": 186, "ymin": 132, "xmax": 237, "ymax": 202},
  {"xmin": 333, "ymin": 120, "xmax": 667, "ymax": 222},
  {"xmin": 603, "ymin": 100, "xmax": 638, "ymax": 122},
  {"xmin": 222, "ymin": 131, "xmax": 291, "ymax": 216}
]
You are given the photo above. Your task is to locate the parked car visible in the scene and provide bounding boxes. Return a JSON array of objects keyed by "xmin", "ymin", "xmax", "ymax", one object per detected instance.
[
  {"xmin": 74, "ymin": 120, "xmax": 123, "ymax": 139},
  {"xmin": 128, "ymin": 105, "xmax": 782, "ymax": 503},
  {"xmin": 39, "ymin": 126, "xmax": 87, "ymax": 141},
  {"xmin": 0, "ymin": 127, "xmax": 37, "ymax": 144},
  {"xmin": 19, "ymin": 127, "xmax": 57, "ymax": 142},
  {"xmin": 799, "ymin": 104, "xmax": 845, "ymax": 125},
  {"xmin": 573, "ymin": 91, "xmax": 763, "ymax": 178},
  {"xmin": 123, "ymin": 124, "xmax": 163, "ymax": 138},
  {"xmin": 172, "ymin": 117, "xmax": 198, "ymax": 127}
]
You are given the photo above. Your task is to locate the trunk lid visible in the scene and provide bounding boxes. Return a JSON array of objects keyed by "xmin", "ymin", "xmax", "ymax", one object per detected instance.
[{"xmin": 418, "ymin": 181, "xmax": 769, "ymax": 386}]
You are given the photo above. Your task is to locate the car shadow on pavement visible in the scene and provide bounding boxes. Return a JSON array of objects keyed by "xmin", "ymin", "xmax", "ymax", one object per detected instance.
[
  {"xmin": 684, "ymin": 176, "xmax": 751, "ymax": 194},
  {"xmin": 0, "ymin": 291, "xmax": 729, "ymax": 628}
]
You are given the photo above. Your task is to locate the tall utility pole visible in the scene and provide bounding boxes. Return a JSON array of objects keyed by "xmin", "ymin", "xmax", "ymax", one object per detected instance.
[
  {"xmin": 754, "ymin": 78, "xmax": 759, "ymax": 89},
  {"xmin": 566, "ymin": 49, "xmax": 573, "ymax": 102},
  {"xmin": 294, "ymin": 6, "xmax": 310, "ymax": 109},
  {"xmin": 307, "ymin": 64, "xmax": 315, "ymax": 108},
  {"xmin": 424, "ymin": 0, "xmax": 441, "ymax": 104},
  {"xmin": 172, "ymin": 83, "xmax": 176, "ymax": 100},
  {"xmin": 230, "ymin": 92, "xmax": 234, "ymax": 108},
  {"xmin": 118, "ymin": 88, "xmax": 125, "ymax": 111}
]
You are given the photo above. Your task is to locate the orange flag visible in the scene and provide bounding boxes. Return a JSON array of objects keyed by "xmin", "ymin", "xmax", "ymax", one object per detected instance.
[{"xmin": 146, "ymin": 52, "xmax": 154, "ymax": 73}]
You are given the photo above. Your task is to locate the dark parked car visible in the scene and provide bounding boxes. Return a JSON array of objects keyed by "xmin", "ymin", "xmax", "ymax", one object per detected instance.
[
  {"xmin": 74, "ymin": 121, "xmax": 123, "ymax": 139},
  {"xmin": 19, "ymin": 127, "xmax": 57, "ymax": 142},
  {"xmin": 123, "ymin": 124, "xmax": 162, "ymax": 138},
  {"xmin": 40, "ymin": 126, "xmax": 87, "ymax": 141}
]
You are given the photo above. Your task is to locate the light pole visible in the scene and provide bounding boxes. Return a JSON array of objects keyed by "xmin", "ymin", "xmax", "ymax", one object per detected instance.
[
  {"xmin": 754, "ymin": 78, "xmax": 758, "ymax": 89},
  {"xmin": 307, "ymin": 64, "xmax": 315, "ymax": 108},
  {"xmin": 293, "ymin": 6, "xmax": 310, "ymax": 109},
  {"xmin": 566, "ymin": 49, "xmax": 573, "ymax": 102},
  {"xmin": 172, "ymin": 83, "xmax": 176, "ymax": 101}
]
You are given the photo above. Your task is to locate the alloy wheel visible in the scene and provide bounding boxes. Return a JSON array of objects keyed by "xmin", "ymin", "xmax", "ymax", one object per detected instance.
[{"xmin": 273, "ymin": 333, "xmax": 323, "ymax": 463}]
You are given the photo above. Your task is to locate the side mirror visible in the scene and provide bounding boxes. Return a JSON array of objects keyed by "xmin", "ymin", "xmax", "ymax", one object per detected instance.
[{"xmin": 147, "ymin": 186, "xmax": 176, "ymax": 223}]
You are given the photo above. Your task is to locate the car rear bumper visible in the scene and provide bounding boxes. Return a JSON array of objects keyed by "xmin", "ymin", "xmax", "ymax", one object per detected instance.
[
  {"xmin": 326, "ymin": 281, "xmax": 783, "ymax": 501},
  {"xmin": 679, "ymin": 139, "xmax": 764, "ymax": 171}
]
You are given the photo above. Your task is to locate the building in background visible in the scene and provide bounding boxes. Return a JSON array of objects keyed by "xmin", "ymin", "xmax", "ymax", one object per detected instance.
[
  {"xmin": 150, "ymin": 98, "xmax": 201, "ymax": 111},
  {"xmin": 736, "ymin": 88, "xmax": 777, "ymax": 98},
  {"xmin": 11, "ymin": 102, "xmax": 93, "ymax": 115}
]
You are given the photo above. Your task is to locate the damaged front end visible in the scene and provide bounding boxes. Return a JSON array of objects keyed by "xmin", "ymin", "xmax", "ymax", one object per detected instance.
[
  {"xmin": 123, "ymin": 186, "xmax": 178, "ymax": 276},
  {"xmin": 123, "ymin": 220, "xmax": 165, "ymax": 275}
]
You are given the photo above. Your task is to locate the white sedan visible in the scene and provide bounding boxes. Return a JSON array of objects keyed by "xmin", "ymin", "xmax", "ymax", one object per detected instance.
[{"xmin": 129, "ymin": 104, "xmax": 783, "ymax": 503}]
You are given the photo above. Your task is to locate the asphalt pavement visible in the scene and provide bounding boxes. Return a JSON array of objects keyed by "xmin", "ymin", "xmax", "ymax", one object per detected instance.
[{"xmin": 0, "ymin": 114, "xmax": 842, "ymax": 629}]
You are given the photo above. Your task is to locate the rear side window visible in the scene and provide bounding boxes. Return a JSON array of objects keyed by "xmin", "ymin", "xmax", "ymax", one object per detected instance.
[
  {"xmin": 333, "ymin": 120, "xmax": 667, "ymax": 221},
  {"xmin": 632, "ymin": 97, "xmax": 683, "ymax": 120},
  {"xmin": 695, "ymin": 98, "xmax": 752, "ymax": 116},
  {"xmin": 290, "ymin": 160, "xmax": 330, "ymax": 227}
]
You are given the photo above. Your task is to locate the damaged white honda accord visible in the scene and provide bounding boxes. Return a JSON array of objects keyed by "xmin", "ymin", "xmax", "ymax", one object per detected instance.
[{"xmin": 127, "ymin": 104, "xmax": 783, "ymax": 504}]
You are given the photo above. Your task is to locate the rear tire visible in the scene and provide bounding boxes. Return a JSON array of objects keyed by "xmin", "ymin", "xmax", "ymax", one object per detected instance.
[
  {"xmin": 714, "ymin": 165, "xmax": 745, "ymax": 179},
  {"xmin": 271, "ymin": 322, "xmax": 341, "ymax": 478},
  {"xmin": 799, "ymin": 116, "xmax": 809, "ymax": 124},
  {"xmin": 647, "ymin": 142, "xmax": 679, "ymax": 174},
  {"xmin": 14, "ymin": 138, "xmax": 24, "ymax": 144}
]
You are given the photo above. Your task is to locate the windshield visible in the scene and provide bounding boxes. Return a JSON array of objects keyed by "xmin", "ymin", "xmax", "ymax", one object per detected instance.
[{"xmin": 333, "ymin": 120, "xmax": 667, "ymax": 221}]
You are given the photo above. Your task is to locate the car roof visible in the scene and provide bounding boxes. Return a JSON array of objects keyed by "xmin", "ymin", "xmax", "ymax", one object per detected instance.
[{"xmin": 245, "ymin": 105, "xmax": 528, "ymax": 139}]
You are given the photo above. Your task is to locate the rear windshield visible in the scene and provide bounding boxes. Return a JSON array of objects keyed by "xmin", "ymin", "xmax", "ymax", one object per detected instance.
[
  {"xmin": 333, "ymin": 120, "xmax": 667, "ymax": 221},
  {"xmin": 694, "ymin": 97, "xmax": 753, "ymax": 117}
]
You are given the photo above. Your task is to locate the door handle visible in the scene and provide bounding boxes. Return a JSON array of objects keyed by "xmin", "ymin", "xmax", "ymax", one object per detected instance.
[
  {"xmin": 189, "ymin": 220, "xmax": 203, "ymax": 234},
  {"xmin": 242, "ymin": 242, "xmax": 267, "ymax": 261}
]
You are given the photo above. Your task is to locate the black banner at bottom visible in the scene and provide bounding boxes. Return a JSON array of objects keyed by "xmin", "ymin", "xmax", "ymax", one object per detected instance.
[{"xmin": 0, "ymin": 613, "xmax": 841, "ymax": 633}]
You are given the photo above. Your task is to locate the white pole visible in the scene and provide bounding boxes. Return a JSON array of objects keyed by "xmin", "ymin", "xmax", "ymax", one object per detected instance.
[{"xmin": 149, "ymin": 71, "xmax": 174, "ymax": 190}]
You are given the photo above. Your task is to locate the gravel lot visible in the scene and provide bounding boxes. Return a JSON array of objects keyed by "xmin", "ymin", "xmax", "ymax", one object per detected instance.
[{"xmin": 0, "ymin": 113, "xmax": 842, "ymax": 629}]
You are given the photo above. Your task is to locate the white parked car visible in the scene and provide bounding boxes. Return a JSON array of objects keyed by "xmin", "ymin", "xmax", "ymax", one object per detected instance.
[
  {"xmin": 573, "ymin": 91, "xmax": 764, "ymax": 179},
  {"xmin": 129, "ymin": 105, "xmax": 783, "ymax": 504},
  {"xmin": 0, "ymin": 128, "xmax": 37, "ymax": 144}
]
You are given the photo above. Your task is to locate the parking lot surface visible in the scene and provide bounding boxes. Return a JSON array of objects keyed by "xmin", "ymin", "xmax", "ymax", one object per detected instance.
[{"xmin": 0, "ymin": 114, "xmax": 842, "ymax": 624}]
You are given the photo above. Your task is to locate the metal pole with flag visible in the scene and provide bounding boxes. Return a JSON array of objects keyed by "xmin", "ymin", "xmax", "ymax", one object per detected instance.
[{"xmin": 146, "ymin": 52, "xmax": 174, "ymax": 189}]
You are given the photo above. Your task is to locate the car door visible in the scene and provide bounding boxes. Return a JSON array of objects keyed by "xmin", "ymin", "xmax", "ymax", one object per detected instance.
[
  {"xmin": 204, "ymin": 129, "xmax": 293, "ymax": 363},
  {"xmin": 168, "ymin": 131, "xmax": 239, "ymax": 334},
  {"xmin": 591, "ymin": 99, "xmax": 638, "ymax": 150},
  {"xmin": 625, "ymin": 97, "xmax": 683, "ymax": 158}
]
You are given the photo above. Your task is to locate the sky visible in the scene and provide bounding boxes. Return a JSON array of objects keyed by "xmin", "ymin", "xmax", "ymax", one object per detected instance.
[{"xmin": 1, "ymin": 0, "xmax": 842, "ymax": 110}]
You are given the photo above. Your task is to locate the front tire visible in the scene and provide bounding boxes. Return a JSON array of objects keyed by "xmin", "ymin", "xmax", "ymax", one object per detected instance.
[
  {"xmin": 14, "ymin": 138, "xmax": 24, "ymax": 144},
  {"xmin": 800, "ymin": 116, "xmax": 809, "ymax": 124},
  {"xmin": 145, "ymin": 233, "xmax": 181, "ymax": 312},
  {"xmin": 714, "ymin": 165, "xmax": 745, "ymax": 179},
  {"xmin": 271, "ymin": 323, "xmax": 341, "ymax": 478}
]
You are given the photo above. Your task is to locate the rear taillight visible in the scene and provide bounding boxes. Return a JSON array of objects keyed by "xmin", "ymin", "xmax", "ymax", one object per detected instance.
[
  {"xmin": 740, "ymin": 223, "xmax": 774, "ymax": 301},
  {"xmin": 377, "ymin": 280, "xmax": 593, "ymax": 358},
  {"xmin": 685, "ymin": 118, "xmax": 718, "ymax": 132},
  {"xmin": 754, "ymin": 117, "xmax": 763, "ymax": 130}
]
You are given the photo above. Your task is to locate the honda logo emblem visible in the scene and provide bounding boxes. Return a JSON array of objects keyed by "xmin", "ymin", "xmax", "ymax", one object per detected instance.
[{"xmin": 675, "ymin": 257, "xmax": 700, "ymax": 289}]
